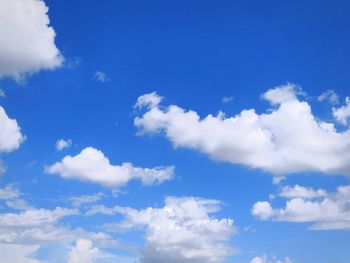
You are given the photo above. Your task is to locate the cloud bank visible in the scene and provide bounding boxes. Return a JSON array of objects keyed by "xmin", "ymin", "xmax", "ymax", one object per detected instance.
[
  {"xmin": 252, "ymin": 185, "xmax": 350, "ymax": 230},
  {"xmin": 88, "ymin": 196, "xmax": 235, "ymax": 263},
  {"xmin": 134, "ymin": 83, "xmax": 350, "ymax": 176}
]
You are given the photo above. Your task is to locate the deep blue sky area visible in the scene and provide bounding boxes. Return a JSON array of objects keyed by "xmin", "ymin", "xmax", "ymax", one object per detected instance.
[{"xmin": 1, "ymin": 1, "xmax": 350, "ymax": 263}]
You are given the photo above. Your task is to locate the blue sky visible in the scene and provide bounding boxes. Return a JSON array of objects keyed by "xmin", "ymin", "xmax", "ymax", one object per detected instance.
[{"xmin": 0, "ymin": 0, "xmax": 350, "ymax": 262}]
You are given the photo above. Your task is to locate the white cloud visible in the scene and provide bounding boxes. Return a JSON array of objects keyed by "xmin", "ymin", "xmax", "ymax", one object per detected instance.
[
  {"xmin": 251, "ymin": 255, "xmax": 293, "ymax": 263},
  {"xmin": 0, "ymin": 185, "xmax": 32, "ymax": 210},
  {"xmin": 0, "ymin": 185, "xmax": 122, "ymax": 263},
  {"xmin": 67, "ymin": 239, "xmax": 99, "ymax": 263},
  {"xmin": 134, "ymin": 84, "xmax": 350, "ymax": 176},
  {"xmin": 318, "ymin": 89, "xmax": 339, "ymax": 105},
  {"xmin": 0, "ymin": 0, "xmax": 63, "ymax": 81},
  {"xmin": 0, "ymin": 207, "xmax": 78, "ymax": 228},
  {"xmin": 279, "ymin": 185, "xmax": 327, "ymax": 199},
  {"xmin": 56, "ymin": 139, "xmax": 72, "ymax": 151},
  {"xmin": 89, "ymin": 196, "xmax": 235, "ymax": 263},
  {"xmin": 0, "ymin": 89, "xmax": 5, "ymax": 98},
  {"xmin": 251, "ymin": 201, "xmax": 274, "ymax": 220},
  {"xmin": 68, "ymin": 193, "xmax": 104, "ymax": 208},
  {"xmin": 252, "ymin": 185, "xmax": 350, "ymax": 230},
  {"xmin": 0, "ymin": 244, "xmax": 41, "ymax": 263},
  {"xmin": 333, "ymin": 97, "xmax": 350, "ymax": 125},
  {"xmin": 260, "ymin": 83, "xmax": 303, "ymax": 105},
  {"xmin": 46, "ymin": 147, "xmax": 174, "ymax": 188},
  {"xmin": 134, "ymin": 92, "xmax": 163, "ymax": 109},
  {"xmin": 0, "ymin": 106, "xmax": 25, "ymax": 153},
  {"xmin": 94, "ymin": 71, "xmax": 109, "ymax": 82}
]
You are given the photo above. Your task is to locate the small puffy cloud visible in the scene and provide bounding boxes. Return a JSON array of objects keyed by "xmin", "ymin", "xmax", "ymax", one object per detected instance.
[
  {"xmin": 90, "ymin": 196, "xmax": 235, "ymax": 263},
  {"xmin": 222, "ymin": 96, "xmax": 233, "ymax": 104},
  {"xmin": 252, "ymin": 185, "xmax": 350, "ymax": 230},
  {"xmin": 318, "ymin": 90, "xmax": 339, "ymax": 105},
  {"xmin": 333, "ymin": 97, "xmax": 350, "ymax": 125},
  {"xmin": 46, "ymin": 147, "xmax": 174, "ymax": 188},
  {"xmin": 67, "ymin": 239, "xmax": 99, "ymax": 263},
  {"xmin": 0, "ymin": 106, "xmax": 25, "ymax": 153},
  {"xmin": 134, "ymin": 84, "xmax": 350, "ymax": 176},
  {"xmin": 56, "ymin": 139, "xmax": 72, "ymax": 151},
  {"xmin": 0, "ymin": 0, "xmax": 63, "ymax": 81},
  {"xmin": 0, "ymin": 244, "xmax": 41, "ymax": 263},
  {"xmin": 94, "ymin": 71, "xmax": 109, "ymax": 82},
  {"xmin": 251, "ymin": 201, "xmax": 274, "ymax": 220},
  {"xmin": 251, "ymin": 255, "xmax": 293, "ymax": 263}
]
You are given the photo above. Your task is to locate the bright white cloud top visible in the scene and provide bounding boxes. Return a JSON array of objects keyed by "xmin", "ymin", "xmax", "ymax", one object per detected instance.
[
  {"xmin": 0, "ymin": 0, "xmax": 63, "ymax": 81},
  {"xmin": 46, "ymin": 147, "xmax": 174, "ymax": 187},
  {"xmin": 134, "ymin": 83, "xmax": 350, "ymax": 176},
  {"xmin": 252, "ymin": 185, "xmax": 350, "ymax": 230},
  {"xmin": 67, "ymin": 239, "xmax": 99, "ymax": 263},
  {"xmin": 88, "ymin": 196, "xmax": 235, "ymax": 263},
  {"xmin": 0, "ymin": 106, "xmax": 25, "ymax": 153}
]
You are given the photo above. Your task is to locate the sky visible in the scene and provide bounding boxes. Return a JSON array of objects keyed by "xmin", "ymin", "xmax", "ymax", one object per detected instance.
[{"xmin": 0, "ymin": 0, "xmax": 350, "ymax": 262}]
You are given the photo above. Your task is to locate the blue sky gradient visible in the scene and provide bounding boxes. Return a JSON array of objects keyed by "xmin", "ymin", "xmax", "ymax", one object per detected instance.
[{"xmin": 0, "ymin": 1, "xmax": 350, "ymax": 263}]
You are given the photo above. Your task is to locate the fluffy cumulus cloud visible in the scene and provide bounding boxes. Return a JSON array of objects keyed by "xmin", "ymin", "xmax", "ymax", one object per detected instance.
[
  {"xmin": 252, "ymin": 184, "xmax": 350, "ymax": 230},
  {"xmin": 46, "ymin": 147, "xmax": 174, "ymax": 188},
  {"xmin": 333, "ymin": 97, "xmax": 350, "ymax": 125},
  {"xmin": 88, "ymin": 196, "xmax": 235, "ymax": 263},
  {"xmin": 67, "ymin": 239, "xmax": 99, "ymax": 263},
  {"xmin": 134, "ymin": 83, "xmax": 350, "ymax": 176},
  {"xmin": 251, "ymin": 255, "xmax": 293, "ymax": 263},
  {"xmin": 0, "ymin": 106, "xmax": 25, "ymax": 153},
  {"xmin": 0, "ymin": 0, "xmax": 63, "ymax": 81}
]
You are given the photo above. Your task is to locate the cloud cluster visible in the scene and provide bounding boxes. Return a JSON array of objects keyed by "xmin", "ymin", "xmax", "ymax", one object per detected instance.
[
  {"xmin": 134, "ymin": 83, "xmax": 350, "ymax": 176},
  {"xmin": 252, "ymin": 185, "xmax": 350, "ymax": 230},
  {"xmin": 0, "ymin": 185, "xmax": 120, "ymax": 263},
  {"xmin": 0, "ymin": 0, "xmax": 63, "ymax": 81},
  {"xmin": 88, "ymin": 196, "xmax": 235, "ymax": 263},
  {"xmin": 46, "ymin": 147, "xmax": 174, "ymax": 188},
  {"xmin": 0, "ymin": 106, "xmax": 25, "ymax": 153}
]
